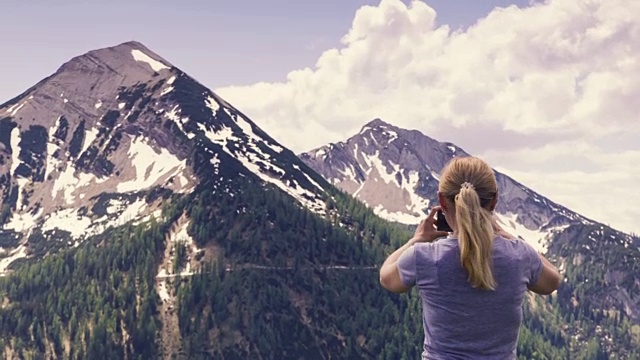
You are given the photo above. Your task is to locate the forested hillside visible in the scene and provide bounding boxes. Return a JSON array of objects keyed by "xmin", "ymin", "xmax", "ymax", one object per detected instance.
[{"xmin": 0, "ymin": 172, "xmax": 637, "ymax": 359}]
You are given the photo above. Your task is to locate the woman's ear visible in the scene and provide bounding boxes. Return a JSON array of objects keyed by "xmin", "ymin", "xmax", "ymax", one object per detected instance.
[
  {"xmin": 489, "ymin": 191, "xmax": 498, "ymax": 211},
  {"xmin": 438, "ymin": 191, "xmax": 448, "ymax": 213}
]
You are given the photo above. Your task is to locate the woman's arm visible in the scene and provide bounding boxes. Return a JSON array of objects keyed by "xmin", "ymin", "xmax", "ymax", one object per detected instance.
[
  {"xmin": 528, "ymin": 255, "xmax": 562, "ymax": 295},
  {"xmin": 380, "ymin": 207, "xmax": 449, "ymax": 293},
  {"xmin": 379, "ymin": 237, "xmax": 419, "ymax": 293}
]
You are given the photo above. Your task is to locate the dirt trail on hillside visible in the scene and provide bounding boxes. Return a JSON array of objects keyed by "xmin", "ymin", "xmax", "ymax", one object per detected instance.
[
  {"xmin": 155, "ymin": 264, "xmax": 378, "ymax": 280},
  {"xmin": 156, "ymin": 217, "xmax": 187, "ymax": 360}
]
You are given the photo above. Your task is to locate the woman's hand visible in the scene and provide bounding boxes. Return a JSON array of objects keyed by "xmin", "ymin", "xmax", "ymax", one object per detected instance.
[
  {"xmin": 380, "ymin": 207, "xmax": 447, "ymax": 293},
  {"xmin": 412, "ymin": 206, "xmax": 450, "ymax": 243}
]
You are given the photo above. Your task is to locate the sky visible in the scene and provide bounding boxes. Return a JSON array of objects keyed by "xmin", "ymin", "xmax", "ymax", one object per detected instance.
[{"xmin": 1, "ymin": 0, "xmax": 639, "ymax": 235}]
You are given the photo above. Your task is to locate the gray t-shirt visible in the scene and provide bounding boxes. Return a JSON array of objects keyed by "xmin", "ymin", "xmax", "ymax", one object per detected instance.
[{"xmin": 397, "ymin": 236, "xmax": 543, "ymax": 359}]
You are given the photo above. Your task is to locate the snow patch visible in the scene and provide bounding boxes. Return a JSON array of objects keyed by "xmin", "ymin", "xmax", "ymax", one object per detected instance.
[
  {"xmin": 210, "ymin": 153, "xmax": 221, "ymax": 173},
  {"xmin": 495, "ymin": 212, "xmax": 550, "ymax": 253},
  {"xmin": 351, "ymin": 152, "xmax": 431, "ymax": 224},
  {"xmin": 14, "ymin": 178, "xmax": 29, "ymax": 212},
  {"xmin": 160, "ymin": 86, "xmax": 174, "ymax": 96},
  {"xmin": 364, "ymin": 170, "xmax": 431, "ymax": 224},
  {"xmin": 165, "ymin": 105, "xmax": 195, "ymax": 139},
  {"xmin": 41, "ymin": 208, "xmax": 93, "ymax": 238},
  {"xmin": 0, "ymin": 245, "xmax": 28, "ymax": 274},
  {"xmin": 293, "ymin": 164, "xmax": 325, "ymax": 192},
  {"xmin": 157, "ymin": 279, "xmax": 170, "ymax": 302},
  {"xmin": 102, "ymin": 198, "xmax": 149, "ymax": 226},
  {"xmin": 51, "ymin": 165, "xmax": 106, "ymax": 204},
  {"xmin": 45, "ymin": 117, "xmax": 63, "ymax": 180},
  {"xmin": 10, "ymin": 127, "xmax": 21, "ymax": 176},
  {"xmin": 367, "ymin": 152, "xmax": 401, "ymax": 185},
  {"xmin": 80, "ymin": 127, "xmax": 99, "ymax": 157},
  {"xmin": 5, "ymin": 207, "xmax": 43, "ymax": 233},
  {"xmin": 403, "ymin": 171, "xmax": 431, "ymax": 215},
  {"xmin": 131, "ymin": 49, "xmax": 169, "ymax": 72},
  {"xmin": 95, "ymin": 100, "xmax": 103, "ymax": 109},
  {"xmin": 385, "ymin": 130, "xmax": 398, "ymax": 143},
  {"xmin": 45, "ymin": 200, "xmax": 151, "ymax": 241},
  {"xmin": 136, "ymin": 208, "xmax": 164, "ymax": 225},
  {"xmin": 206, "ymin": 96, "xmax": 220, "ymax": 113},
  {"xmin": 118, "ymin": 102, "xmax": 126, "ymax": 109},
  {"xmin": 338, "ymin": 163, "xmax": 360, "ymax": 183},
  {"xmin": 373, "ymin": 205, "xmax": 429, "ymax": 224},
  {"xmin": 117, "ymin": 136, "xmax": 186, "ymax": 193},
  {"xmin": 120, "ymin": 199, "xmax": 149, "ymax": 223},
  {"xmin": 174, "ymin": 220, "xmax": 198, "ymax": 252},
  {"xmin": 166, "ymin": 76, "xmax": 176, "ymax": 85},
  {"xmin": 7, "ymin": 101, "xmax": 27, "ymax": 116}
]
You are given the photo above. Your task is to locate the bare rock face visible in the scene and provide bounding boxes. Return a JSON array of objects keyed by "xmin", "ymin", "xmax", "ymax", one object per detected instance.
[{"xmin": 0, "ymin": 41, "xmax": 330, "ymax": 272}]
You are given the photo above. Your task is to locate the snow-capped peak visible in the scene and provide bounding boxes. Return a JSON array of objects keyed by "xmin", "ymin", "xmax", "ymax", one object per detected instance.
[{"xmin": 0, "ymin": 41, "xmax": 330, "ymax": 273}]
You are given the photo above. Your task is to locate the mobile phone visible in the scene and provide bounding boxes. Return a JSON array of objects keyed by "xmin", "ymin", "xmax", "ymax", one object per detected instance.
[{"xmin": 436, "ymin": 210, "xmax": 453, "ymax": 232}]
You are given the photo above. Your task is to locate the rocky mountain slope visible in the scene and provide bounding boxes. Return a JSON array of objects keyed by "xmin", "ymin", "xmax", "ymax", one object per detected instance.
[
  {"xmin": 302, "ymin": 119, "xmax": 599, "ymax": 251},
  {"xmin": 0, "ymin": 41, "xmax": 329, "ymax": 273},
  {"xmin": 300, "ymin": 118, "xmax": 640, "ymax": 330}
]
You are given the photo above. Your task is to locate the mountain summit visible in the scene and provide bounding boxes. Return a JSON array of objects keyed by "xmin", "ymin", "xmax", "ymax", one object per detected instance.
[
  {"xmin": 0, "ymin": 41, "xmax": 416, "ymax": 359},
  {"xmin": 0, "ymin": 41, "xmax": 329, "ymax": 272},
  {"xmin": 301, "ymin": 118, "xmax": 587, "ymax": 237}
]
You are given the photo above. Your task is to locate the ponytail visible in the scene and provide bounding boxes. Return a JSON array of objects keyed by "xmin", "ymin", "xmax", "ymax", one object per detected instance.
[
  {"xmin": 438, "ymin": 157, "xmax": 499, "ymax": 291},
  {"xmin": 455, "ymin": 184, "xmax": 496, "ymax": 290}
]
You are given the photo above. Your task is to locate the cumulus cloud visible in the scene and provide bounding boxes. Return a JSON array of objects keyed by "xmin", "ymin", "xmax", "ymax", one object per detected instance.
[{"xmin": 216, "ymin": 0, "xmax": 640, "ymax": 234}]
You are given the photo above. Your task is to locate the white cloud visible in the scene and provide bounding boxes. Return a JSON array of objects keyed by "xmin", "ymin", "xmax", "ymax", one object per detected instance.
[
  {"xmin": 216, "ymin": 0, "xmax": 640, "ymax": 234},
  {"xmin": 486, "ymin": 142, "xmax": 640, "ymax": 235}
]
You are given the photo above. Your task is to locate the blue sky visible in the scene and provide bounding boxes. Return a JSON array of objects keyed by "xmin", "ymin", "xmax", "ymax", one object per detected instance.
[{"xmin": 1, "ymin": 0, "xmax": 529, "ymax": 102}]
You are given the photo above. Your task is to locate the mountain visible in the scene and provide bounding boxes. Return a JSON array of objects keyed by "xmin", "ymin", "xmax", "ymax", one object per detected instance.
[
  {"xmin": 0, "ymin": 42, "xmax": 637, "ymax": 359},
  {"xmin": 301, "ymin": 118, "xmax": 640, "ymax": 355},
  {"xmin": 0, "ymin": 41, "xmax": 430, "ymax": 360},
  {"xmin": 300, "ymin": 118, "xmax": 595, "ymax": 251},
  {"xmin": 0, "ymin": 41, "xmax": 329, "ymax": 273}
]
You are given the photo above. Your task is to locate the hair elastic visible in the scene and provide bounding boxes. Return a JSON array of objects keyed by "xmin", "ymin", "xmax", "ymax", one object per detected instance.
[{"xmin": 461, "ymin": 182, "xmax": 475, "ymax": 191}]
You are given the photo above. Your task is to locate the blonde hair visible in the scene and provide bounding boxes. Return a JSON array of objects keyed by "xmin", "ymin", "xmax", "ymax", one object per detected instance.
[{"xmin": 439, "ymin": 156, "xmax": 498, "ymax": 290}]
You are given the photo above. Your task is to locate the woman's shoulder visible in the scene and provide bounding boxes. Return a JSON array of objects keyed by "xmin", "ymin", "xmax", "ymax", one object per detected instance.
[
  {"xmin": 415, "ymin": 236, "xmax": 457, "ymax": 249},
  {"xmin": 493, "ymin": 235, "xmax": 540, "ymax": 259},
  {"xmin": 413, "ymin": 236, "xmax": 458, "ymax": 260},
  {"xmin": 494, "ymin": 234, "xmax": 536, "ymax": 248}
]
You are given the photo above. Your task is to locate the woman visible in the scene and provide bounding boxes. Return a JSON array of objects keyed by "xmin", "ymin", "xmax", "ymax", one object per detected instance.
[{"xmin": 379, "ymin": 156, "xmax": 561, "ymax": 359}]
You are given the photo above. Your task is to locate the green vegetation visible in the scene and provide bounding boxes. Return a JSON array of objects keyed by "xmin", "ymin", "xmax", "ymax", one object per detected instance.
[
  {"xmin": 0, "ymin": 222, "xmax": 165, "ymax": 359},
  {"xmin": 0, "ymin": 174, "xmax": 637, "ymax": 359}
]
